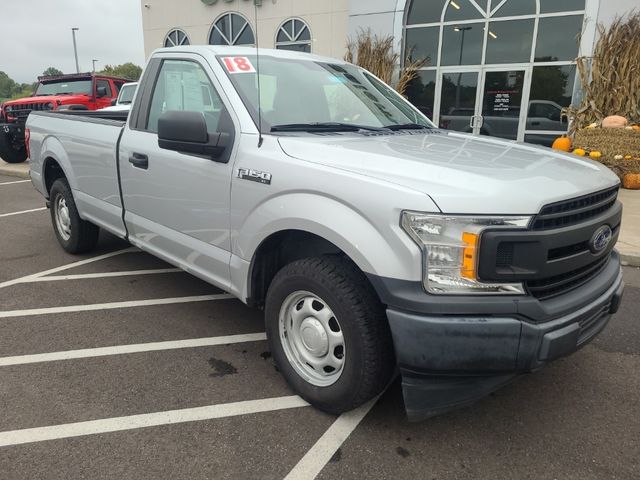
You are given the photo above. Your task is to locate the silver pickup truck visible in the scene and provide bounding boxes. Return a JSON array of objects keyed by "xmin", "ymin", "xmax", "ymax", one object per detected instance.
[{"xmin": 27, "ymin": 46, "xmax": 624, "ymax": 421}]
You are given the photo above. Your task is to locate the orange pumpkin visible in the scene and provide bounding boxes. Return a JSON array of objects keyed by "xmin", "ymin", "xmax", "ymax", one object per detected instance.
[
  {"xmin": 622, "ymin": 173, "xmax": 640, "ymax": 189},
  {"xmin": 552, "ymin": 135, "xmax": 572, "ymax": 152},
  {"xmin": 602, "ymin": 115, "xmax": 628, "ymax": 128}
]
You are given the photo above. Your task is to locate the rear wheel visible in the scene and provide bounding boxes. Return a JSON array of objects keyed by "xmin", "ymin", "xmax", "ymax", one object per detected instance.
[
  {"xmin": 265, "ymin": 256, "xmax": 395, "ymax": 414},
  {"xmin": 0, "ymin": 129, "xmax": 27, "ymax": 164},
  {"xmin": 49, "ymin": 178, "xmax": 99, "ymax": 253}
]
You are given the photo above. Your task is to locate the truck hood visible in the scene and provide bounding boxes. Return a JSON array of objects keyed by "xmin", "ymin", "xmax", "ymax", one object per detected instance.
[
  {"xmin": 4, "ymin": 94, "xmax": 89, "ymax": 106},
  {"xmin": 277, "ymin": 130, "xmax": 620, "ymax": 214}
]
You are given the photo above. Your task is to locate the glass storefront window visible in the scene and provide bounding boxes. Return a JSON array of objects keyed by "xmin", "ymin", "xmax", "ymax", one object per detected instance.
[
  {"xmin": 402, "ymin": 0, "xmax": 585, "ymax": 145},
  {"xmin": 535, "ymin": 15, "xmax": 583, "ymax": 62},
  {"xmin": 526, "ymin": 65, "xmax": 575, "ymax": 131},
  {"xmin": 539, "ymin": 0, "xmax": 585, "ymax": 14},
  {"xmin": 441, "ymin": 23, "xmax": 484, "ymax": 65},
  {"xmin": 405, "ymin": 70, "xmax": 437, "ymax": 120},
  {"xmin": 485, "ymin": 19, "xmax": 534, "ymax": 64},
  {"xmin": 493, "ymin": 0, "xmax": 536, "ymax": 17},
  {"xmin": 405, "ymin": 27, "xmax": 440, "ymax": 64},
  {"xmin": 444, "ymin": 0, "xmax": 487, "ymax": 22},
  {"xmin": 407, "ymin": 0, "xmax": 448, "ymax": 25}
]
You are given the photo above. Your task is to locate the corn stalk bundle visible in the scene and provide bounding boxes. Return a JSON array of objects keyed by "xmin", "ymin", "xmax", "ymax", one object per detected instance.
[
  {"xmin": 345, "ymin": 29, "xmax": 427, "ymax": 96},
  {"xmin": 565, "ymin": 12, "xmax": 640, "ymax": 134}
]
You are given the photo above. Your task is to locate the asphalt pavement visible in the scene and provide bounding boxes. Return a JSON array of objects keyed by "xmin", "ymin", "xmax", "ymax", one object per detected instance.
[{"xmin": 0, "ymin": 174, "xmax": 638, "ymax": 479}]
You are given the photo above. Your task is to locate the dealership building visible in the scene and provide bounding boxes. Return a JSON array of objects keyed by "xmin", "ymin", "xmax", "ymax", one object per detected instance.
[{"xmin": 140, "ymin": 0, "xmax": 638, "ymax": 146}]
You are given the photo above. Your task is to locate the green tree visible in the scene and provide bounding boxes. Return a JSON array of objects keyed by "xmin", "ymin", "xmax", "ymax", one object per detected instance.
[
  {"xmin": 0, "ymin": 71, "xmax": 17, "ymax": 101},
  {"xmin": 42, "ymin": 67, "xmax": 63, "ymax": 76},
  {"xmin": 99, "ymin": 63, "xmax": 143, "ymax": 81}
]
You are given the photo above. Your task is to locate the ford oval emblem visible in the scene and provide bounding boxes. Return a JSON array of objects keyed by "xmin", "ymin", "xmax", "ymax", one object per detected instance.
[{"xmin": 590, "ymin": 225, "xmax": 613, "ymax": 254}]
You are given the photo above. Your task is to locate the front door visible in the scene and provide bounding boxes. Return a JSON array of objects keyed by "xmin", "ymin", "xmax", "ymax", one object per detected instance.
[
  {"xmin": 118, "ymin": 55, "xmax": 237, "ymax": 290},
  {"xmin": 436, "ymin": 68, "xmax": 527, "ymax": 141}
]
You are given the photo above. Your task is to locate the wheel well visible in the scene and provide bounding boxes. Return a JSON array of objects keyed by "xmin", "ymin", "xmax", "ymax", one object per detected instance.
[
  {"xmin": 43, "ymin": 158, "xmax": 66, "ymax": 195},
  {"xmin": 248, "ymin": 230, "xmax": 348, "ymax": 307}
]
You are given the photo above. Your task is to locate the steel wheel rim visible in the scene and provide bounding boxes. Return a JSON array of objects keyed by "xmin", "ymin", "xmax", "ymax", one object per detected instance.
[
  {"xmin": 278, "ymin": 291, "xmax": 345, "ymax": 387},
  {"xmin": 54, "ymin": 195, "xmax": 72, "ymax": 241}
]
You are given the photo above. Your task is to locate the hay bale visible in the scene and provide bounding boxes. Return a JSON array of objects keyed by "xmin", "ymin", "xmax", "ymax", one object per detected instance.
[{"xmin": 573, "ymin": 128, "xmax": 640, "ymax": 178}]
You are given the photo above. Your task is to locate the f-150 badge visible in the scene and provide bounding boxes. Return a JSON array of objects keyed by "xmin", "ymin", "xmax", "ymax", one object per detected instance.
[{"xmin": 237, "ymin": 168, "xmax": 272, "ymax": 185}]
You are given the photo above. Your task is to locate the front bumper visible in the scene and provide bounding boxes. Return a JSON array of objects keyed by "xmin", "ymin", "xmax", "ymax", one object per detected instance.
[{"xmin": 383, "ymin": 252, "xmax": 624, "ymax": 421}]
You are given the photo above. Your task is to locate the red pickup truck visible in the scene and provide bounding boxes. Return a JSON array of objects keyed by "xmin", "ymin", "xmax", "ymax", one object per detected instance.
[{"xmin": 0, "ymin": 72, "xmax": 130, "ymax": 163}]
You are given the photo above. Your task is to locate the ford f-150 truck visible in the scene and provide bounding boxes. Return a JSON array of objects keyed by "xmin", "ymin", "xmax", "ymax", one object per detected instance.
[
  {"xmin": 1, "ymin": 72, "xmax": 129, "ymax": 164},
  {"xmin": 26, "ymin": 46, "xmax": 625, "ymax": 421}
]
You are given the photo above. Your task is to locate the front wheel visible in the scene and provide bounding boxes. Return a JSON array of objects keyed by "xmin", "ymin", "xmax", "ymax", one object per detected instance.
[
  {"xmin": 265, "ymin": 256, "xmax": 395, "ymax": 414},
  {"xmin": 49, "ymin": 178, "xmax": 99, "ymax": 253}
]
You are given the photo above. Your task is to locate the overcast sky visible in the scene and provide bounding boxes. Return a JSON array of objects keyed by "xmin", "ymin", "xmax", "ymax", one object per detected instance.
[{"xmin": 0, "ymin": 0, "xmax": 145, "ymax": 83}]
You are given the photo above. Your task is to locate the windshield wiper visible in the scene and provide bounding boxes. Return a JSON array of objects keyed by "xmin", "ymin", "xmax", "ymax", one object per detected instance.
[
  {"xmin": 271, "ymin": 122, "xmax": 386, "ymax": 133},
  {"xmin": 383, "ymin": 123, "xmax": 432, "ymax": 131}
]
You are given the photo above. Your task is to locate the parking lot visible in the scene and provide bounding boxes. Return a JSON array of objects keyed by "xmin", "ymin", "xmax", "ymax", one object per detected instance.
[{"xmin": 0, "ymin": 173, "xmax": 638, "ymax": 479}]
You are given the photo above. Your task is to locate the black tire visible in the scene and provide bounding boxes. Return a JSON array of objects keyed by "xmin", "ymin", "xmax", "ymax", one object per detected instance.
[
  {"xmin": 49, "ymin": 178, "xmax": 99, "ymax": 254},
  {"xmin": 0, "ymin": 130, "xmax": 27, "ymax": 164},
  {"xmin": 265, "ymin": 256, "xmax": 395, "ymax": 414}
]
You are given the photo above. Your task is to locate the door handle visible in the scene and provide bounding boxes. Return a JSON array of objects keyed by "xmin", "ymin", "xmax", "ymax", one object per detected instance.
[
  {"xmin": 531, "ymin": 121, "xmax": 541, "ymax": 126},
  {"xmin": 129, "ymin": 152, "xmax": 148, "ymax": 170}
]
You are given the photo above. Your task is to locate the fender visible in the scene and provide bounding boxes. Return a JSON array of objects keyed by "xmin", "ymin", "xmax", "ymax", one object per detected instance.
[
  {"xmin": 40, "ymin": 136, "xmax": 76, "ymax": 195},
  {"xmin": 231, "ymin": 192, "xmax": 435, "ymax": 301}
]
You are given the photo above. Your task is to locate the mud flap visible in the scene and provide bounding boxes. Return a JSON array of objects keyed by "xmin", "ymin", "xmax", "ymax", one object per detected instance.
[{"xmin": 401, "ymin": 373, "xmax": 517, "ymax": 422}]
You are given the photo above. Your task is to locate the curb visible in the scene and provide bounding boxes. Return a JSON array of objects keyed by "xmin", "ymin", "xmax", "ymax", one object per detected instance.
[
  {"xmin": 0, "ymin": 162, "xmax": 30, "ymax": 180},
  {"xmin": 620, "ymin": 251, "xmax": 640, "ymax": 268}
]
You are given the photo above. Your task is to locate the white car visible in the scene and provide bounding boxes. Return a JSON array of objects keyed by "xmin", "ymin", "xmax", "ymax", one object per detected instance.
[{"xmin": 100, "ymin": 82, "xmax": 138, "ymax": 112}]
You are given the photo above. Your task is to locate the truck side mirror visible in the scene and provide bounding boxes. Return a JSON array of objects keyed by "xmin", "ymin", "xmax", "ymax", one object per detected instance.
[
  {"xmin": 157, "ymin": 110, "xmax": 227, "ymax": 161},
  {"xmin": 96, "ymin": 86, "xmax": 108, "ymax": 98}
]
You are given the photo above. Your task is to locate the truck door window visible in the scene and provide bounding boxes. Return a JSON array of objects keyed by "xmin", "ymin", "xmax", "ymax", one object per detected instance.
[
  {"xmin": 96, "ymin": 79, "xmax": 113, "ymax": 98},
  {"xmin": 147, "ymin": 60, "xmax": 225, "ymax": 134}
]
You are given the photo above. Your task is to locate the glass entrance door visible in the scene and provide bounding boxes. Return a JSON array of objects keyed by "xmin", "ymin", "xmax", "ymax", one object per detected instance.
[
  {"xmin": 479, "ymin": 69, "xmax": 526, "ymax": 141},
  {"xmin": 436, "ymin": 68, "xmax": 527, "ymax": 140},
  {"xmin": 437, "ymin": 71, "xmax": 480, "ymax": 134}
]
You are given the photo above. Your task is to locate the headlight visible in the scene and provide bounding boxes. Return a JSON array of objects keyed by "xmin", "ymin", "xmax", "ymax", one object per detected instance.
[
  {"xmin": 5, "ymin": 106, "xmax": 12, "ymax": 112},
  {"xmin": 401, "ymin": 212, "xmax": 532, "ymax": 295},
  {"xmin": 45, "ymin": 102, "xmax": 55, "ymax": 110}
]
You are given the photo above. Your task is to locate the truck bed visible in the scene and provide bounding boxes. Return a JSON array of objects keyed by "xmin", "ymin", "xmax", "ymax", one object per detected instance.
[{"xmin": 27, "ymin": 109, "xmax": 128, "ymax": 238}]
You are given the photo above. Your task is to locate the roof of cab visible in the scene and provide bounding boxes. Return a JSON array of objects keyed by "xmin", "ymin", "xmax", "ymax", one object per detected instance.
[{"xmin": 150, "ymin": 45, "xmax": 348, "ymax": 66}]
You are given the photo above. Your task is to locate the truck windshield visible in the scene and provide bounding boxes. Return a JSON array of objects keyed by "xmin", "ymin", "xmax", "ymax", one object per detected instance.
[
  {"xmin": 35, "ymin": 80, "xmax": 92, "ymax": 96},
  {"xmin": 218, "ymin": 55, "xmax": 434, "ymax": 133},
  {"xmin": 118, "ymin": 84, "xmax": 137, "ymax": 104}
]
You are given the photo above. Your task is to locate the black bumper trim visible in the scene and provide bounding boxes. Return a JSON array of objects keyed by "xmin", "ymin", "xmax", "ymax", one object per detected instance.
[
  {"xmin": 367, "ymin": 250, "xmax": 622, "ymax": 323},
  {"xmin": 385, "ymin": 267, "xmax": 624, "ymax": 421}
]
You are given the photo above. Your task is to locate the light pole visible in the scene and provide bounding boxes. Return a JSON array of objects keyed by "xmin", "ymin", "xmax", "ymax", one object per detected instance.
[
  {"xmin": 454, "ymin": 26, "xmax": 472, "ymax": 108},
  {"xmin": 71, "ymin": 27, "xmax": 80, "ymax": 73},
  {"xmin": 92, "ymin": 59, "xmax": 99, "ymax": 73}
]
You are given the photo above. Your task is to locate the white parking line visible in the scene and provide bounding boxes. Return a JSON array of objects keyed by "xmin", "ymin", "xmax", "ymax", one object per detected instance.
[
  {"xmin": 0, "ymin": 207, "xmax": 46, "ymax": 218},
  {"xmin": 0, "ymin": 396, "xmax": 309, "ymax": 447},
  {"xmin": 24, "ymin": 268, "xmax": 182, "ymax": 282},
  {"xmin": 0, "ymin": 179, "xmax": 31, "ymax": 185},
  {"xmin": 0, "ymin": 294, "xmax": 234, "ymax": 319},
  {"xmin": 0, "ymin": 247, "xmax": 137, "ymax": 288},
  {"xmin": 284, "ymin": 396, "xmax": 379, "ymax": 480},
  {"xmin": 0, "ymin": 333, "xmax": 267, "ymax": 366}
]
